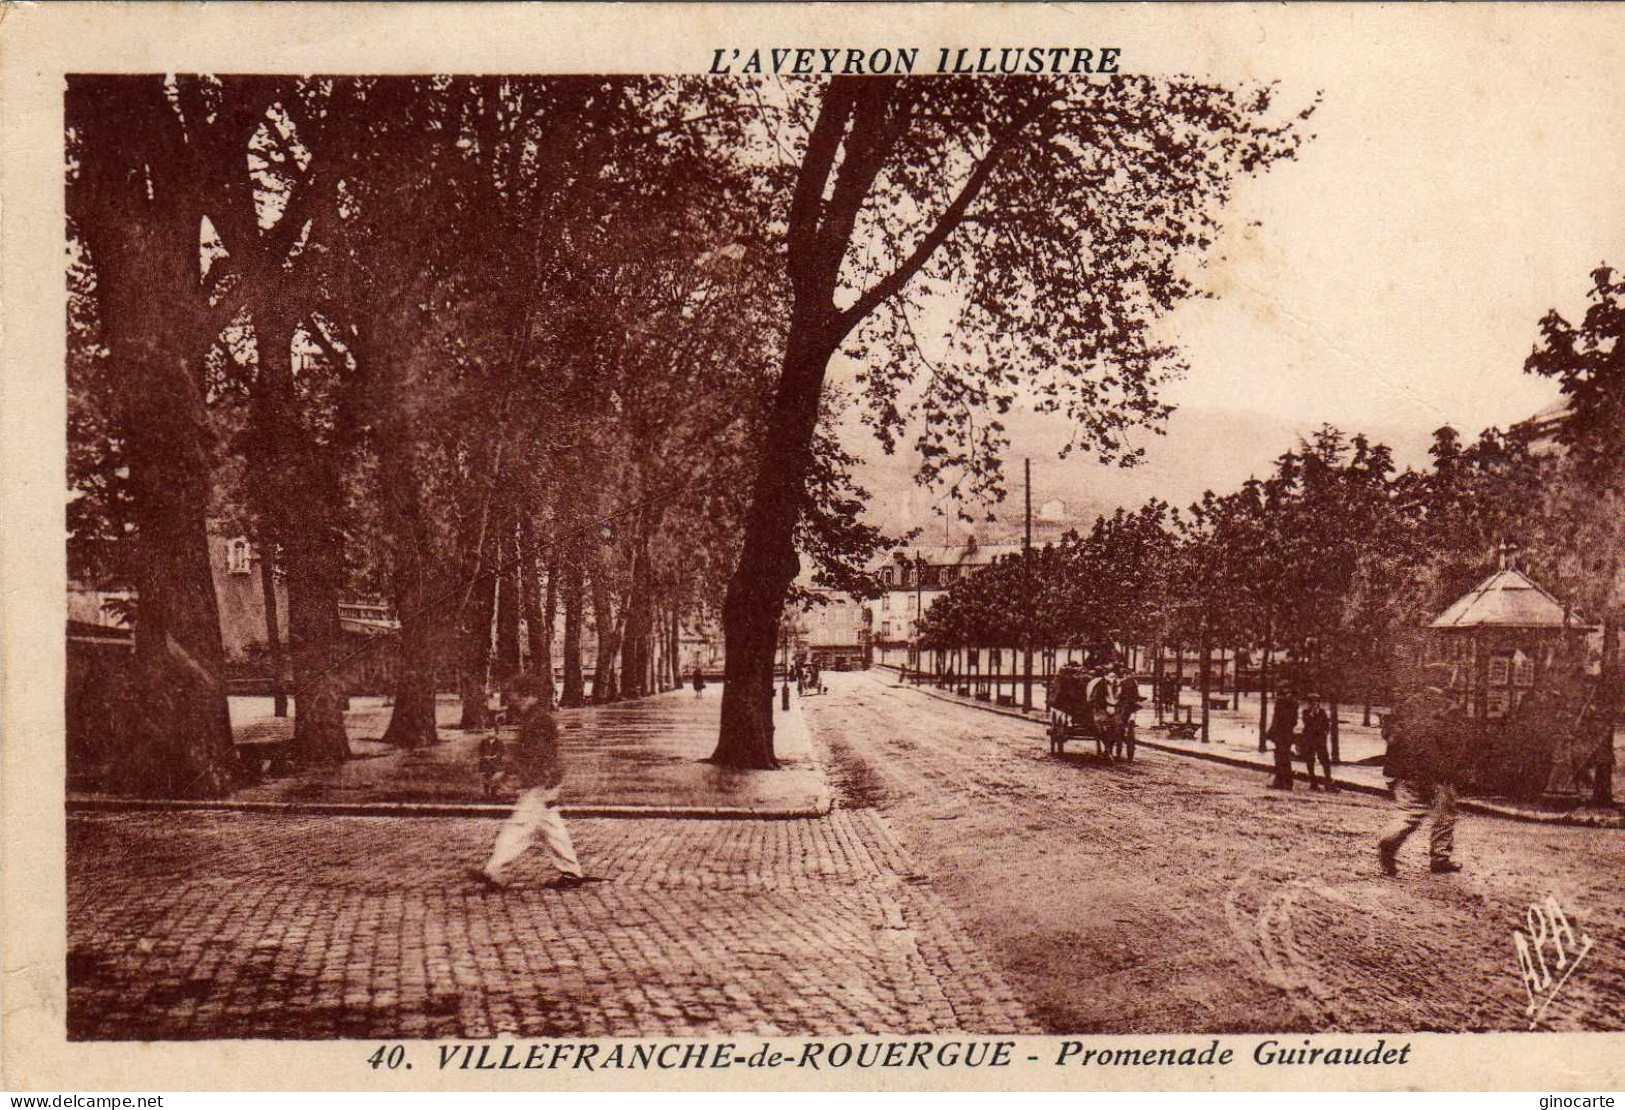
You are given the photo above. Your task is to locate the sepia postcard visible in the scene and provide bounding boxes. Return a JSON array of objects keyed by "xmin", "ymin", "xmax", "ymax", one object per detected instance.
[{"xmin": 3, "ymin": 0, "xmax": 1624, "ymax": 1094}]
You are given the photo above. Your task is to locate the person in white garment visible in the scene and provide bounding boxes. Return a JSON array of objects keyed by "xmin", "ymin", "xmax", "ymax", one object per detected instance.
[{"xmin": 476, "ymin": 674, "xmax": 586, "ymax": 890}]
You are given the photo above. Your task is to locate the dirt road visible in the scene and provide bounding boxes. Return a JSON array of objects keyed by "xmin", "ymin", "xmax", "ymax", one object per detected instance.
[{"xmin": 802, "ymin": 672, "xmax": 1625, "ymax": 1033}]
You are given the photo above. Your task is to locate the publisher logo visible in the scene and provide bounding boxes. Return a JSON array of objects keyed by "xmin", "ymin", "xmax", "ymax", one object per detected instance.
[{"xmin": 1513, "ymin": 894, "xmax": 1595, "ymax": 1029}]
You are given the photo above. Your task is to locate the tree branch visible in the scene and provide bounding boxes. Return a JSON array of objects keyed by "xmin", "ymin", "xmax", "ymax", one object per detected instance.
[{"xmin": 835, "ymin": 95, "xmax": 1057, "ymax": 339}]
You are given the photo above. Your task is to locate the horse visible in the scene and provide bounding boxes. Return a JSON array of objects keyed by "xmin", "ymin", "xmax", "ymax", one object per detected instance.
[{"xmin": 1099, "ymin": 712, "xmax": 1136, "ymax": 762}]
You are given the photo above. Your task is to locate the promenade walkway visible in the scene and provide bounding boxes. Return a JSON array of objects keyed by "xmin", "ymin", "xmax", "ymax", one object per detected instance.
[
  {"xmin": 878, "ymin": 667, "xmax": 1624, "ymax": 827},
  {"xmin": 81, "ymin": 686, "xmax": 828, "ymax": 816}
]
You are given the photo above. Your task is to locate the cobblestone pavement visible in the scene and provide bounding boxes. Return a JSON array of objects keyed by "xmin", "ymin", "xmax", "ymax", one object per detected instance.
[
  {"xmin": 67, "ymin": 807, "xmax": 1036, "ymax": 1040},
  {"xmin": 805, "ymin": 672, "xmax": 1625, "ymax": 1034}
]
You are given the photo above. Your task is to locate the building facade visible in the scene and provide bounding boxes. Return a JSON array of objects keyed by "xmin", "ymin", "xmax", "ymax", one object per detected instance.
[
  {"xmin": 867, "ymin": 535, "xmax": 1024, "ymax": 667},
  {"xmin": 801, "ymin": 593, "xmax": 870, "ymax": 670}
]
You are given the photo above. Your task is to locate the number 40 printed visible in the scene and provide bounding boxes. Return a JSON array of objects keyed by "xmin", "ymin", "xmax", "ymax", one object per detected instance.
[{"xmin": 1513, "ymin": 894, "xmax": 1595, "ymax": 1029}]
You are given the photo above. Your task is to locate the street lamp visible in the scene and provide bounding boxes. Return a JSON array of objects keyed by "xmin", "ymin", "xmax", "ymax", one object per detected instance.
[{"xmin": 780, "ymin": 620, "xmax": 791, "ymax": 710}]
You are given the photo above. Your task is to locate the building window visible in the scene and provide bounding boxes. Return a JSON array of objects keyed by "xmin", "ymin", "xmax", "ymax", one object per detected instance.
[
  {"xmin": 879, "ymin": 567, "xmax": 894, "ymax": 587},
  {"xmin": 1513, "ymin": 655, "xmax": 1535, "ymax": 688},
  {"xmin": 1488, "ymin": 655, "xmax": 1511, "ymax": 686},
  {"xmin": 227, "ymin": 537, "xmax": 252, "ymax": 576}
]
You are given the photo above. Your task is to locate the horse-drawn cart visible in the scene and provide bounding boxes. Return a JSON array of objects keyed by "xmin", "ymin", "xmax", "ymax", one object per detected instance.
[
  {"xmin": 1047, "ymin": 666, "xmax": 1136, "ymax": 761},
  {"xmin": 1047, "ymin": 706, "xmax": 1135, "ymax": 760}
]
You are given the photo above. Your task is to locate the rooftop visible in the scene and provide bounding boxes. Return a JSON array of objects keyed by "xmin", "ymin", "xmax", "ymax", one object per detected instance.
[{"xmin": 1429, "ymin": 564, "xmax": 1587, "ymax": 630}]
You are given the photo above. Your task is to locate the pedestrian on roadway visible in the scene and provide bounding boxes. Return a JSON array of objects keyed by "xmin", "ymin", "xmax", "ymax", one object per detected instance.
[
  {"xmin": 1377, "ymin": 664, "xmax": 1467, "ymax": 876},
  {"xmin": 477, "ymin": 674, "xmax": 586, "ymax": 890},
  {"xmin": 692, "ymin": 666, "xmax": 706, "ymax": 698},
  {"xmin": 1300, "ymin": 693, "xmax": 1336, "ymax": 791},
  {"xmin": 1266, "ymin": 685, "xmax": 1299, "ymax": 790}
]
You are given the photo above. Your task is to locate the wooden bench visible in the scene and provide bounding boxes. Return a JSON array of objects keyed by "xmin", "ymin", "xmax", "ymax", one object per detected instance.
[{"xmin": 1207, "ymin": 696, "xmax": 1231, "ymax": 711}]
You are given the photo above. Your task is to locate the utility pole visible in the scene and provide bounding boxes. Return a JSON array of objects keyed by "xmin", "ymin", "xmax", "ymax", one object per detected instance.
[{"xmin": 1023, "ymin": 457, "xmax": 1034, "ymax": 712}]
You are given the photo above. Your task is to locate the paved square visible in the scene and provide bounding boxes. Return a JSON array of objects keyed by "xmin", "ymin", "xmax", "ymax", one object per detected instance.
[{"xmin": 67, "ymin": 808, "xmax": 1036, "ymax": 1040}]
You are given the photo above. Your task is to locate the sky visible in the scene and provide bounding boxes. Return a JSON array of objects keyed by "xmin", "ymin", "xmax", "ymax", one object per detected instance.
[
  {"xmin": 1165, "ymin": 23, "xmax": 1625, "ymax": 445},
  {"xmin": 836, "ymin": 7, "xmax": 1625, "ymax": 524}
]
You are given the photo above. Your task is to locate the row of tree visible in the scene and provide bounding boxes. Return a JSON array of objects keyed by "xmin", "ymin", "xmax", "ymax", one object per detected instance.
[
  {"xmin": 918, "ymin": 265, "xmax": 1624, "ymax": 801},
  {"xmin": 68, "ymin": 76, "xmax": 808, "ymax": 794},
  {"xmin": 68, "ymin": 72, "xmax": 1316, "ymax": 792}
]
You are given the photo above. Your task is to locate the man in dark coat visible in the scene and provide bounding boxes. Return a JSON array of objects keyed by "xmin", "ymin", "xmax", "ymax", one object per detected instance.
[
  {"xmin": 1300, "ymin": 693, "xmax": 1336, "ymax": 791},
  {"xmin": 1114, "ymin": 667, "xmax": 1144, "ymax": 726},
  {"xmin": 1267, "ymin": 686, "xmax": 1299, "ymax": 790},
  {"xmin": 1377, "ymin": 664, "xmax": 1467, "ymax": 875},
  {"xmin": 1051, "ymin": 661, "xmax": 1087, "ymax": 719}
]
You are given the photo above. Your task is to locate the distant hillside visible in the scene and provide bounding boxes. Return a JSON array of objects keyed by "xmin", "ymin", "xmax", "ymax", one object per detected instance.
[{"xmin": 839, "ymin": 401, "xmax": 1441, "ymax": 544}]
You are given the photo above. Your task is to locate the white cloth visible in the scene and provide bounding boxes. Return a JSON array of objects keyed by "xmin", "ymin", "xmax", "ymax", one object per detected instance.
[{"xmin": 484, "ymin": 786, "xmax": 583, "ymax": 880}]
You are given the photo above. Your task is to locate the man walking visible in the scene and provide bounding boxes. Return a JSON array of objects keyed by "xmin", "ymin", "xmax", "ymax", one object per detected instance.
[
  {"xmin": 1300, "ymin": 693, "xmax": 1336, "ymax": 791},
  {"xmin": 1378, "ymin": 664, "xmax": 1466, "ymax": 876},
  {"xmin": 1266, "ymin": 685, "xmax": 1299, "ymax": 790},
  {"xmin": 477, "ymin": 674, "xmax": 586, "ymax": 890}
]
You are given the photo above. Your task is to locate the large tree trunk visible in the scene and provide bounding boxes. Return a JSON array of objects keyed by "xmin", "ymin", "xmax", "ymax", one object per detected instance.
[
  {"xmin": 256, "ymin": 311, "xmax": 351, "ymax": 766},
  {"xmin": 590, "ymin": 566, "xmax": 622, "ymax": 703},
  {"xmin": 125, "ymin": 448, "xmax": 238, "ymax": 798},
  {"xmin": 619, "ymin": 536, "xmax": 655, "ymax": 699},
  {"xmin": 116, "ymin": 290, "xmax": 238, "ymax": 795},
  {"xmin": 715, "ymin": 325, "xmax": 835, "ymax": 768},
  {"xmin": 257, "ymin": 530, "xmax": 288, "ymax": 718},
  {"xmin": 540, "ymin": 560, "xmax": 558, "ymax": 701},
  {"xmin": 493, "ymin": 540, "xmax": 522, "ymax": 694},
  {"xmin": 269, "ymin": 367, "xmax": 349, "ymax": 763},
  {"xmin": 380, "ymin": 461, "xmax": 440, "ymax": 748},
  {"xmin": 285, "ymin": 559, "xmax": 352, "ymax": 764},
  {"xmin": 560, "ymin": 557, "xmax": 587, "ymax": 708},
  {"xmin": 384, "ymin": 606, "xmax": 441, "ymax": 747},
  {"xmin": 67, "ymin": 76, "xmax": 238, "ymax": 798},
  {"xmin": 522, "ymin": 549, "xmax": 554, "ymax": 707},
  {"xmin": 458, "ymin": 565, "xmax": 498, "ymax": 729}
]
